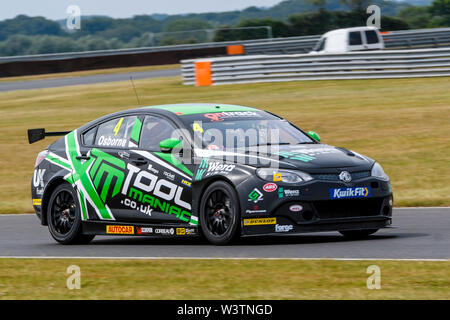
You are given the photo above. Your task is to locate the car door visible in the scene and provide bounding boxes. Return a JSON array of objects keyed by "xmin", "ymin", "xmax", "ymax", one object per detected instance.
[
  {"xmin": 74, "ymin": 115, "xmax": 142, "ymax": 222},
  {"xmin": 122, "ymin": 114, "xmax": 194, "ymax": 225},
  {"xmin": 363, "ymin": 29, "xmax": 383, "ymax": 50},
  {"xmin": 348, "ymin": 31, "xmax": 365, "ymax": 51}
]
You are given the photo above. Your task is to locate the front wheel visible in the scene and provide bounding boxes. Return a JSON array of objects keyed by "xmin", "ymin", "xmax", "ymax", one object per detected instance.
[
  {"xmin": 200, "ymin": 181, "xmax": 241, "ymax": 245},
  {"xmin": 339, "ymin": 229, "xmax": 379, "ymax": 240},
  {"xmin": 47, "ymin": 183, "xmax": 95, "ymax": 245}
]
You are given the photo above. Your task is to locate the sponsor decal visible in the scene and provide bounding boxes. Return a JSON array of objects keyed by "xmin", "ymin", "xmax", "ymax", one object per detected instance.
[
  {"xmin": 276, "ymin": 151, "xmax": 316, "ymax": 163},
  {"xmin": 32, "ymin": 198, "xmax": 42, "ymax": 206},
  {"xmin": 123, "ymin": 163, "xmax": 192, "ymax": 222},
  {"xmin": 263, "ymin": 183, "xmax": 278, "ymax": 193},
  {"xmin": 155, "ymin": 228, "xmax": 175, "ymax": 235},
  {"xmin": 163, "ymin": 171, "xmax": 175, "ymax": 181},
  {"xmin": 106, "ymin": 225, "xmax": 134, "ymax": 235},
  {"xmin": 147, "ymin": 164, "xmax": 159, "ymax": 175},
  {"xmin": 248, "ymin": 188, "xmax": 264, "ymax": 203},
  {"xmin": 273, "ymin": 173, "xmax": 282, "ymax": 182},
  {"xmin": 36, "ymin": 188, "xmax": 44, "ymax": 196},
  {"xmin": 243, "ymin": 218, "xmax": 277, "ymax": 226},
  {"xmin": 185, "ymin": 228, "xmax": 196, "ymax": 235},
  {"xmin": 33, "ymin": 169, "xmax": 46, "ymax": 188},
  {"xmin": 181, "ymin": 179, "xmax": 192, "ymax": 188},
  {"xmin": 177, "ymin": 228, "xmax": 186, "ymax": 235},
  {"xmin": 246, "ymin": 209, "xmax": 267, "ymax": 214},
  {"xmin": 137, "ymin": 227, "xmax": 153, "ymax": 234},
  {"xmin": 196, "ymin": 160, "xmax": 236, "ymax": 180},
  {"xmin": 289, "ymin": 204, "xmax": 303, "ymax": 212},
  {"xmin": 118, "ymin": 151, "xmax": 130, "ymax": 159},
  {"xmin": 204, "ymin": 111, "xmax": 261, "ymax": 122},
  {"xmin": 329, "ymin": 187, "xmax": 372, "ymax": 199},
  {"xmin": 278, "ymin": 188, "xmax": 300, "ymax": 198},
  {"xmin": 275, "ymin": 224, "xmax": 294, "ymax": 233}
]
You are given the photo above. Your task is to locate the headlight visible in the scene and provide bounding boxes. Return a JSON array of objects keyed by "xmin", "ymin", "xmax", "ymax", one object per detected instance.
[
  {"xmin": 371, "ymin": 162, "xmax": 389, "ymax": 181},
  {"xmin": 256, "ymin": 168, "xmax": 313, "ymax": 184}
]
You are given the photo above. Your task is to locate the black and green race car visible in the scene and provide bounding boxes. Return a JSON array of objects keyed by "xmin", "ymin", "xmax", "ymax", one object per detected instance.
[{"xmin": 29, "ymin": 104, "xmax": 393, "ymax": 245}]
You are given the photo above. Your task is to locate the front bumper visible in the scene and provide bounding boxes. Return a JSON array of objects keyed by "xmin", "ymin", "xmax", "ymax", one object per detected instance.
[{"xmin": 239, "ymin": 175, "xmax": 393, "ymax": 236}]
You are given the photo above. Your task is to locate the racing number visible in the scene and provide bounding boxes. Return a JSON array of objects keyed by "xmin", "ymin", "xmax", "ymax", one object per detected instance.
[{"xmin": 113, "ymin": 118, "xmax": 124, "ymax": 136}]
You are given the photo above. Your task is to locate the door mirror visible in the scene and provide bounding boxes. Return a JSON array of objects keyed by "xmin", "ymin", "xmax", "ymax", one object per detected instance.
[
  {"xmin": 159, "ymin": 138, "xmax": 182, "ymax": 153},
  {"xmin": 307, "ymin": 131, "xmax": 321, "ymax": 142}
]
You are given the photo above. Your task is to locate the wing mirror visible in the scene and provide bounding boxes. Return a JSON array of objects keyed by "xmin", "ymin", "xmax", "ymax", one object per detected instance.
[
  {"xmin": 307, "ymin": 131, "xmax": 321, "ymax": 142},
  {"xmin": 159, "ymin": 138, "xmax": 182, "ymax": 153}
]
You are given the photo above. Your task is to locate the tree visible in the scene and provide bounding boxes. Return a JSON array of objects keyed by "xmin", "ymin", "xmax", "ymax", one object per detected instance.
[
  {"xmin": 429, "ymin": 0, "xmax": 450, "ymax": 26},
  {"xmin": 288, "ymin": 9, "xmax": 336, "ymax": 36},
  {"xmin": 398, "ymin": 6, "xmax": 431, "ymax": 29}
]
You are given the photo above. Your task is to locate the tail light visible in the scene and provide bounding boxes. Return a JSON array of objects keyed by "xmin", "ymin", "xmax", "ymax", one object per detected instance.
[{"xmin": 35, "ymin": 150, "xmax": 49, "ymax": 168}]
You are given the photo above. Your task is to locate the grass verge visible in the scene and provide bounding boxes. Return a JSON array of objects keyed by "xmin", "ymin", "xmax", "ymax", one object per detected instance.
[
  {"xmin": 0, "ymin": 259, "xmax": 448, "ymax": 299},
  {"xmin": 0, "ymin": 76, "xmax": 449, "ymax": 213}
]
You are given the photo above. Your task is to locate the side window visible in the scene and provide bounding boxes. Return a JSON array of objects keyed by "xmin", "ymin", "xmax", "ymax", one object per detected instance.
[
  {"xmin": 82, "ymin": 127, "xmax": 97, "ymax": 146},
  {"xmin": 316, "ymin": 38, "xmax": 326, "ymax": 51},
  {"xmin": 349, "ymin": 31, "xmax": 362, "ymax": 46},
  {"xmin": 139, "ymin": 116, "xmax": 179, "ymax": 151},
  {"xmin": 365, "ymin": 30, "xmax": 379, "ymax": 44},
  {"xmin": 95, "ymin": 116, "xmax": 137, "ymax": 148}
]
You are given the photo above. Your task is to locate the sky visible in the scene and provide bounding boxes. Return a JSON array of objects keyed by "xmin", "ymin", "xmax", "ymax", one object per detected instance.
[{"xmin": 0, "ymin": 0, "xmax": 283, "ymax": 20}]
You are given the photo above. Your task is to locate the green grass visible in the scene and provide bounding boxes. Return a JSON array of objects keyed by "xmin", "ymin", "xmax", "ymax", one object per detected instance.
[
  {"xmin": 0, "ymin": 76, "xmax": 449, "ymax": 213},
  {"xmin": 0, "ymin": 259, "xmax": 448, "ymax": 300}
]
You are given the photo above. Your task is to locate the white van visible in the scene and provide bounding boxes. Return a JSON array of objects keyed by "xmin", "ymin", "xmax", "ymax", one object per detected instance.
[{"xmin": 311, "ymin": 26, "xmax": 384, "ymax": 54}]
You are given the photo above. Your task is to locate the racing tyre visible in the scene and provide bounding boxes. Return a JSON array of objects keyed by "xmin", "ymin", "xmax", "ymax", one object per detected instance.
[
  {"xmin": 339, "ymin": 229, "xmax": 379, "ymax": 239},
  {"xmin": 47, "ymin": 183, "xmax": 95, "ymax": 245},
  {"xmin": 200, "ymin": 181, "xmax": 240, "ymax": 245}
]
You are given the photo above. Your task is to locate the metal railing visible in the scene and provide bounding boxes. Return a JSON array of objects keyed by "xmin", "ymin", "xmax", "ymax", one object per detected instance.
[
  {"xmin": 244, "ymin": 28, "xmax": 450, "ymax": 55},
  {"xmin": 181, "ymin": 47, "xmax": 450, "ymax": 85}
]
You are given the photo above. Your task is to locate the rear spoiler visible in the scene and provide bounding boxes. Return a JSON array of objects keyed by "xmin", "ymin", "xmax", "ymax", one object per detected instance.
[{"xmin": 28, "ymin": 128, "xmax": 71, "ymax": 144}]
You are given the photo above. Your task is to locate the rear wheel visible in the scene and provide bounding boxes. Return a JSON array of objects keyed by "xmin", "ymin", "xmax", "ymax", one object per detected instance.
[
  {"xmin": 339, "ymin": 229, "xmax": 379, "ymax": 239},
  {"xmin": 200, "ymin": 181, "xmax": 240, "ymax": 245},
  {"xmin": 47, "ymin": 183, "xmax": 94, "ymax": 245}
]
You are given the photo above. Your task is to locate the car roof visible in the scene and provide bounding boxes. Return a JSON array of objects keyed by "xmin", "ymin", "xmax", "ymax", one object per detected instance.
[
  {"xmin": 322, "ymin": 26, "xmax": 378, "ymax": 37},
  {"xmin": 139, "ymin": 103, "xmax": 259, "ymax": 115},
  {"xmin": 77, "ymin": 103, "xmax": 262, "ymax": 132}
]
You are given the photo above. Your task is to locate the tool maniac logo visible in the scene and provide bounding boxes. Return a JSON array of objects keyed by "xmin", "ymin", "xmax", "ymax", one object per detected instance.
[{"xmin": 329, "ymin": 187, "xmax": 372, "ymax": 199}]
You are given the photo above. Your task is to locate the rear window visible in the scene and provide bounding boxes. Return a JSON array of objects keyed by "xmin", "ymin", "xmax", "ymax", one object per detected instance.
[
  {"xmin": 365, "ymin": 30, "xmax": 379, "ymax": 44},
  {"xmin": 349, "ymin": 31, "xmax": 362, "ymax": 45}
]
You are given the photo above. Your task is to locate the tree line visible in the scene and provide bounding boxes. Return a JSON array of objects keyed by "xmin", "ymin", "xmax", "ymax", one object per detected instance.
[{"xmin": 0, "ymin": 0, "xmax": 448, "ymax": 56}]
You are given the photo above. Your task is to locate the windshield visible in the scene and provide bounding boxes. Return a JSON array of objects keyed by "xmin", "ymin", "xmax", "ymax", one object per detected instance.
[{"xmin": 180, "ymin": 112, "xmax": 315, "ymax": 151}]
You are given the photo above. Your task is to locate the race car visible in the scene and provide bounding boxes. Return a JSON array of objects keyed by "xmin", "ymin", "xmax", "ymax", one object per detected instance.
[{"xmin": 29, "ymin": 103, "xmax": 393, "ymax": 245}]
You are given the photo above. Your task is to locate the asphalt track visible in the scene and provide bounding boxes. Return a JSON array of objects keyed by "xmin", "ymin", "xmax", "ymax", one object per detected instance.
[
  {"xmin": 0, "ymin": 68, "xmax": 180, "ymax": 92},
  {"xmin": 0, "ymin": 208, "xmax": 448, "ymax": 259}
]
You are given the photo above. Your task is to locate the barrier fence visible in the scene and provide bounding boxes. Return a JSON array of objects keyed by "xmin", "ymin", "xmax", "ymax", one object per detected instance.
[{"xmin": 181, "ymin": 47, "xmax": 450, "ymax": 86}]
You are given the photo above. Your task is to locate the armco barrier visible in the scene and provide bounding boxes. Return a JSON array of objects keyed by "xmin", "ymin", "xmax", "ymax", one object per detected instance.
[{"xmin": 181, "ymin": 47, "xmax": 450, "ymax": 86}]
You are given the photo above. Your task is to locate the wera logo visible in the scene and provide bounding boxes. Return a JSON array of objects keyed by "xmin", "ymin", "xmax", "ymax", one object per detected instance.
[
  {"xmin": 89, "ymin": 148, "xmax": 126, "ymax": 202},
  {"xmin": 195, "ymin": 158, "xmax": 209, "ymax": 181}
]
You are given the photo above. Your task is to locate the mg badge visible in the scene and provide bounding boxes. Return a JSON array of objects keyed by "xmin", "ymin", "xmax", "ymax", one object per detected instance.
[{"xmin": 339, "ymin": 171, "xmax": 352, "ymax": 183}]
